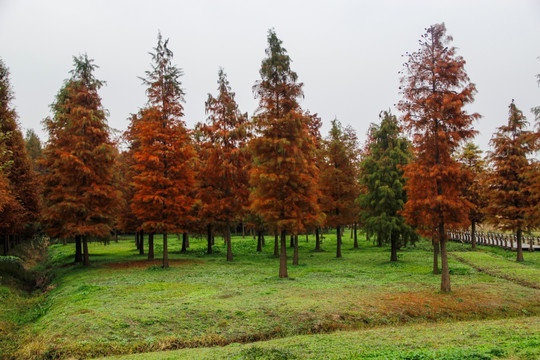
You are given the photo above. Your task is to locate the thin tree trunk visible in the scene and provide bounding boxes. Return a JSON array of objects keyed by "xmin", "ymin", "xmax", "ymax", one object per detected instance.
[
  {"xmin": 471, "ymin": 220, "xmax": 476, "ymax": 250},
  {"xmin": 350, "ymin": 226, "xmax": 353, "ymax": 238},
  {"xmin": 440, "ymin": 223, "xmax": 451, "ymax": 292},
  {"xmin": 82, "ymin": 236, "xmax": 90, "ymax": 266},
  {"xmin": 207, "ymin": 224, "xmax": 213, "ymax": 254},
  {"xmin": 139, "ymin": 230, "xmax": 144, "ymax": 255},
  {"xmin": 63, "ymin": 237, "xmax": 67, "ymax": 246},
  {"xmin": 516, "ymin": 227, "xmax": 524, "ymax": 262},
  {"xmin": 279, "ymin": 230, "xmax": 288, "ymax": 278},
  {"xmin": 290, "ymin": 234, "xmax": 294, "ymax": 248},
  {"xmin": 377, "ymin": 233, "xmax": 383, "ymax": 247},
  {"xmin": 257, "ymin": 231, "xmax": 263, "ymax": 252},
  {"xmin": 432, "ymin": 238, "xmax": 439, "ymax": 275},
  {"xmin": 148, "ymin": 233, "xmax": 154, "ymax": 260},
  {"xmin": 353, "ymin": 222, "xmax": 358, "ymax": 249},
  {"xmin": 75, "ymin": 235, "xmax": 83, "ymax": 263},
  {"xmin": 3, "ymin": 234, "xmax": 8, "ymax": 255},
  {"xmin": 163, "ymin": 232, "xmax": 169, "ymax": 268},
  {"xmin": 186, "ymin": 233, "xmax": 190, "ymax": 248},
  {"xmin": 306, "ymin": 233, "xmax": 309, "ymax": 243},
  {"xmin": 181, "ymin": 232, "xmax": 188, "ymax": 253},
  {"xmin": 135, "ymin": 231, "xmax": 140, "ymax": 250},
  {"xmin": 315, "ymin": 227, "xmax": 321, "ymax": 251},
  {"xmin": 262, "ymin": 234, "xmax": 265, "ymax": 246},
  {"xmin": 336, "ymin": 225, "xmax": 342, "ymax": 258},
  {"xmin": 242, "ymin": 223, "xmax": 245, "ymax": 239},
  {"xmin": 274, "ymin": 233, "xmax": 279, "ymax": 256},
  {"xmin": 226, "ymin": 222, "xmax": 233, "ymax": 262},
  {"xmin": 293, "ymin": 234, "xmax": 299, "ymax": 265},
  {"xmin": 114, "ymin": 229, "xmax": 118, "ymax": 243},
  {"xmin": 390, "ymin": 232, "xmax": 398, "ymax": 262}
]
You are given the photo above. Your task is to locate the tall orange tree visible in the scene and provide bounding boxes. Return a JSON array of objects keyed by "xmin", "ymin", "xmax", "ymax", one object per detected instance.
[
  {"xmin": 398, "ymin": 24, "xmax": 479, "ymax": 292},
  {"xmin": 129, "ymin": 33, "xmax": 196, "ymax": 268},
  {"xmin": 250, "ymin": 29, "xmax": 323, "ymax": 278},
  {"xmin": 197, "ymin": 68, "xmax": 250, "ymax": 261},
  {"xmin": 42, "ymin": 55, "xmax": 119, "ymax": 265},
  {"xmin": 319, "ymin": 118, "xmax": 361, "ymax": 258},
  {"xmin": 484, "ymin": 101, "xmax": 536, "ymax": 261}
]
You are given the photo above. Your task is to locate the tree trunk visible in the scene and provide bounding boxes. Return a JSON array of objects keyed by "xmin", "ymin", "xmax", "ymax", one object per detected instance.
[
  {"xmin": 262, "ymin": 234, "xmax": 265, "ymax": 246},
  {"xmin": 242, "ymin": 223, "xmax": 245, "ymax": 239},
  {"xmin": 226, "ymin": 222, "xmax": 233, "ymax": 262},
  {"xmin": 63, "ymin": 237, "xmax": 67, "ymax": 246},
  {"xmin": 293, "ymin": 234, "xmax": 299, "ymax": 265},
  {"xmin": 336, "ymin": 225, "xmax": 342, "ymax": 258},
  {"xmin": 75, "ymin": 235, "xmax": 83, "ymax": 263},
  {"xmin": 315, "ymin": 227, "xmax": 321, "ymax": 251},
  {"xmin": 390, "ymin": 232, "xmax": 398, "ymax": 262},
  {"xmin": 82, "ymin": 236, "xmax": 90, "ymax": 266},
  {"xmin": 377, "ymin": 233, "xmax": 383, "ymax": 247},
  {"xmin": 274, "ymin": 234, "xmax": 279, "ymax": 256},
  {"xmin": 279, "ymin": 230, "xmax": 288, "ymax": 278},
  {"xmin": 305, "ymin": 233, "xmax": 309, "ymax": 243},
  {"xmin": 353, "ymin": 223, "xmax": 358, "ymax": 249},
  {"xmin": 3, "ymin": 234, "xmax": 8, "ymax": 255},
  {"xmin": 207, "ymin": 224, "xmax": 213, "ymax": 254},
  {"xmin": 432, "ymin": 238, "xmax": 439, "ymax": 275},
  {"xmin": 439, "ymin": 224, "xmax": 451, "ymax": 292},
  {"xmin": 181, "ymin": 232, "xmax": 188, "ymax": 253},
  {"xmin": 186, "ymin": 233, "xmax": 190, "ymax": 248},
  {"xmin": 471, "ymin": 220, "xmax": 476, "ymax": 250},
  {"xmin": 148, "ymin": 233, "xmax": 154, "ymax": 260},
  {"xmin": 139, "ymin": 230, "xmax": 144, "ymax": 255},
  {"xmin": 516, "ymin": 227, "xmax": 524, "ymax": 262},
  {"xmin": 163, "ymin": 232, "xmax": 169, "ymax": 268},
  {"xmin": 350, "ymin": 226, "xmax": 353, "ymax": 238},
  {"xmin": 257, "ymin": 231, "xmax": 263, "ymax": 252},
  {"xmin": 135, "ymin": 231, "xmax": 140, "ymax": 250},
  {"xmin": 290, "ymin": 234, "xmax": 294, "ymax": 248},
  {"xmin": 114, "ymin": 229, "xmax": 118, "ymax": 243}
]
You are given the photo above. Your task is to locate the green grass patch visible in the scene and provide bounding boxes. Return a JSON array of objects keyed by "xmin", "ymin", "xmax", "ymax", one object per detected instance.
[
  {"xmin": 4, "ymin": 232, "xmax": 540, "ymax": 359},
  {"xmin": 100, "ymin": 316, "xmax": 540, "ymax": 359},
  {"xmin": 452, "ymin": 250, "xmax": 540, "ymax": 289}
]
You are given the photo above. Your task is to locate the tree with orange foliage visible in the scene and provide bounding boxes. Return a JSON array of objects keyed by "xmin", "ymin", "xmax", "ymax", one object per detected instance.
[
  {"xmin": 197, "ymin": 68, "xmax": 250, "ymax": 261},
  {"xmin": 398, "ymin": 24, "xmax": 479, "ymax": 292},
  {"xmin": 319, "ymin": 118, "xmax": 361, "ymax": 258},
  {"xmin": 129, "ymin": 34, "xmax": 196, "ymax": 268},
  {"xmin": 249, "ymin": 30, "xmax": 323, "ymax": 278},
  {"xmin": 42, "ymin": 55, "xmax": 119, "ymax": 265},
  {"xmin": 484, "ymin": 101, "xmax": 536, "ymax": 262},
  {"xmin": 0, "ymin": 58, "xmax": 40, "ymax": 255}
]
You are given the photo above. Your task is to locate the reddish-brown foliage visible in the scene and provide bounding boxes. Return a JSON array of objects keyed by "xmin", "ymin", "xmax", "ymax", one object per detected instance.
[
  {"xmin": 249, "ymin": 30, "xmax": 323, "ymax": 277},
  {"xmin": 41, "ymin": 55, "xmax": 119, "ymax": 264},
  {"xmin": 129, "ymin": 34, "xmax": 196, "ymax": 268},
  {"xmin": 196, "ymin": 69, "xmax": 250, "ymax": 261},
  {"xmin": 398, "ymin": 24, "xmax": 479, "ymax": 292},
  {"xmin": 484, "ymin": 101, "xmax": 536, "ymax": 261}
]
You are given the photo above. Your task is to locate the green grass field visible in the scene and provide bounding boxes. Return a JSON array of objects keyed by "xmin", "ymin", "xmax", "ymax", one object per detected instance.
[{"xmin": 2, "ymin": 232, "xmax": 540, "ymax": 359}]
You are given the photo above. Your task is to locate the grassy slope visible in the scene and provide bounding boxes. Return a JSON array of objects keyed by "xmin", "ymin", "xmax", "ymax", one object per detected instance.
[
  {"xmin": 101, "ymin": 316, "xmax": 540, "ymax": 360},
  {"xmin": 6, "ymin": 234, "xmax": 540, "ymax": 359}
]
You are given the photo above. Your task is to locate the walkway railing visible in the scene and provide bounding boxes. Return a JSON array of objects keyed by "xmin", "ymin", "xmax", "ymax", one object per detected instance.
[{"xmin": 447, "ymin": 230, "xmax": 540, "ymax": 251}]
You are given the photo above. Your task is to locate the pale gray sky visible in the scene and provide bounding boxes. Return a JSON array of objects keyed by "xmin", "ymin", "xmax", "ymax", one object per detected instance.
[{"xmin": 1, "ymin": 0, "xmax": 539, "ymax": 152}]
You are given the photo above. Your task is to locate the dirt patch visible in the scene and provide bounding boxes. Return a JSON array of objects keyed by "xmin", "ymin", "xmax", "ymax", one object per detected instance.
[{"xmin": 103, "ymin": 259, "xmax": 202, "ymax": 269}]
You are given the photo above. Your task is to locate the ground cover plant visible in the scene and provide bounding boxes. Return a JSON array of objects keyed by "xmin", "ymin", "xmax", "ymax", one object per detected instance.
[
  {"xmin": 3, "ymin": 233, "xmax": 540, "ymax": 359},
  {"xmin": 100, "ymin": 316, "xmax": 540, "ymax": 360}
]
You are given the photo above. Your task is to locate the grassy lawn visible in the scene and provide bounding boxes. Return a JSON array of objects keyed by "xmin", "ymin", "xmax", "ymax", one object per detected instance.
[
  {"xmin": 101, "ymin": 316, "xmax": 540, "ymax": 360},
  {"xmin": 4, "ymin": 233, "xmax": 540, "ymax": 359}
]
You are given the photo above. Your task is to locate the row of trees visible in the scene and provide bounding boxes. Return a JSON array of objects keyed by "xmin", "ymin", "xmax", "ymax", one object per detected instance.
[{"xmin": 1, "ymin": 24, "xmax": 538, "ymax": 292}]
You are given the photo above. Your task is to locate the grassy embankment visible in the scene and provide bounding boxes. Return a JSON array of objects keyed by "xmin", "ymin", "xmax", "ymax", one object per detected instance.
[{"xmin": 1, "ymin": 232, "xmax": 539, "ymax": 359}]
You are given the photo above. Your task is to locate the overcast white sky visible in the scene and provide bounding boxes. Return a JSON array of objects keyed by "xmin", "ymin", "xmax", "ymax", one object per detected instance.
[{"xmin": 1, "ymin": 0, "xmax": 539, "ymax": 152}]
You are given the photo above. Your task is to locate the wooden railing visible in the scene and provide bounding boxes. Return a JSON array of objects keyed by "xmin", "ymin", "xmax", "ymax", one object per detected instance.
[{"xmin": 447, "ymin": 230, "xmax": 540, "ymax": 251}]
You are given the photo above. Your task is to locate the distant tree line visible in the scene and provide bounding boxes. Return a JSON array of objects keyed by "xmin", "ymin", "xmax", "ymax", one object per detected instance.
[{"xmin": 1, "ymin": 24, "xmax": 538, "ymax": 292}]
